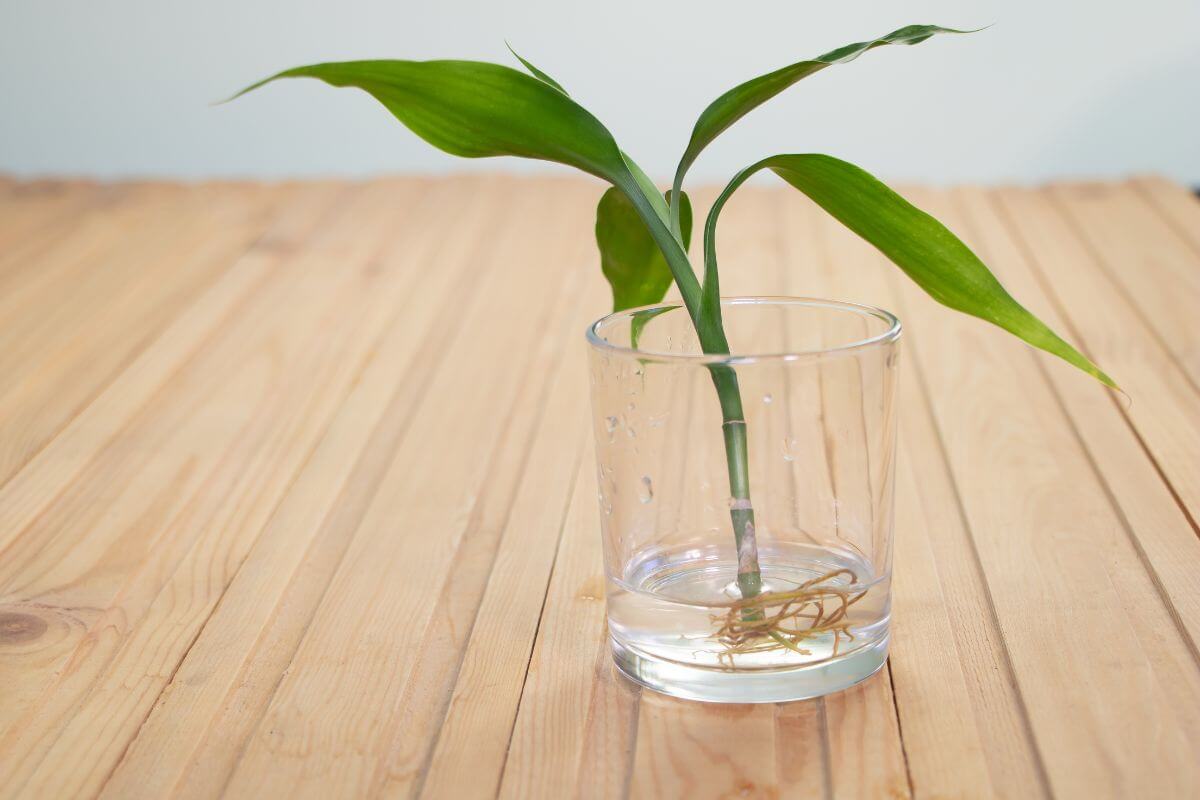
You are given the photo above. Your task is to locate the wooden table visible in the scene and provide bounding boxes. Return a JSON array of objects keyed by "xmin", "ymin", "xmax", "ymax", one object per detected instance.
[{"xmin": 0, "ymin": 174, "xmax": 1197, "ymax": 799}]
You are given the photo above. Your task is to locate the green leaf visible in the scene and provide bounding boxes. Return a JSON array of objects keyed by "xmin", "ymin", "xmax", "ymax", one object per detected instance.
[
  {"xmin": 597, "ymin": 187, "xmax": 693, "ymax": 312},
  {"xmin": 230, "ymin": 59, "xmax": 627, "ymax": 182},
  {"xmin": 704, "ymin": 154, "xmax": 1116, "ymax": 387},
  {"xmin": 671, "ymin": 24, "xmax": 969, "ymax": 233},
  {"xmin": 230, "ymin": 58, "xmax": 718, "ymax": 355},
  {"xmin": 628, "ymin": 305, "xmax": 680, "ymax": 350},
  {"xmin": 505, "ymin": 42, "xmax": 568, "ymax": 94}
]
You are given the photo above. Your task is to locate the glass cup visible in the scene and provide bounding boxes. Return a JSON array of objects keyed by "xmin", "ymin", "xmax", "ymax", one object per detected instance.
[{"xmin": 586, "ymin": 297, "xmax": 901, "ymax": 703}]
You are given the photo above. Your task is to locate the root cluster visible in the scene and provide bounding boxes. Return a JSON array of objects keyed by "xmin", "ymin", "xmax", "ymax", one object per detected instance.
[{"xmin": 713, "ymin": 568, "xmax": 866, "ymax": 666}]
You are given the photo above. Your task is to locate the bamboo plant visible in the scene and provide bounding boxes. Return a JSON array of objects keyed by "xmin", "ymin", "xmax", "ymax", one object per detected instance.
[{"xmin": 233, "ymin": 24, "xmax": 1113, "ymax": 617}]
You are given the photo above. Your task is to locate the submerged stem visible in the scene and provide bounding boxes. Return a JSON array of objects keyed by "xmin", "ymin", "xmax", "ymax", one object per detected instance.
[{"xmin": 711, "ymin": 365, "xmax": 763, "ymax": 599}]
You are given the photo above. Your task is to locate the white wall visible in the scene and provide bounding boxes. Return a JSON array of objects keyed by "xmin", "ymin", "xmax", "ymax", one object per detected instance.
[{"xmin": 2, "ymin": 0, "xmax": 1197, "ymax": 185}]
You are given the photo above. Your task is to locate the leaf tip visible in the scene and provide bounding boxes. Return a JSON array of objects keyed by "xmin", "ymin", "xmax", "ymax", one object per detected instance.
[
  {"xmin": 951, "ymin": 22, "xmax": 994, "ymax": 35},
  {"xmin": 215, "ymin": 74, "xmax": 278, "ymax": 107},
  {"xmin": 1075, "ymin": 348, "xmax": 1119, "ymax": 390},
  {"xmin": 1069, "ymin": 348, "xmax": 1120, "ymax": 392},
  {"xmin": 1114, "ymin": 385, "xmax": 1133, "ymax": 411}
]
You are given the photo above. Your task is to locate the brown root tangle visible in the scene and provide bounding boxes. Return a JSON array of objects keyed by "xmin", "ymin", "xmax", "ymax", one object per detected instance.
[{"xmin": 712, "ymin": 568, "xmax": 867, "ymax": 666}]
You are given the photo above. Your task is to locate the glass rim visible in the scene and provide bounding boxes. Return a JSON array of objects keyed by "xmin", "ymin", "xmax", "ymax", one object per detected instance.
[{"xmin": 586, "ymin": 296, "xmax": 902, "ymax": 366}]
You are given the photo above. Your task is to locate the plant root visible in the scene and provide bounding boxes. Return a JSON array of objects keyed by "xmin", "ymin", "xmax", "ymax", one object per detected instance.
[{"xmin": 712, "ymin": 568, "xmax": 866, "ymax": 666}]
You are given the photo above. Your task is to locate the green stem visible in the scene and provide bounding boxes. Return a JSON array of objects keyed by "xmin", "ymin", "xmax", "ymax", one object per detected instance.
[
  {"xmin": 712, "ymin": 365, "xmax": 763, "ymax": 599},
  {"xmin": 617, "ymin": 174, "xmax": 764, "ymax": 601}
]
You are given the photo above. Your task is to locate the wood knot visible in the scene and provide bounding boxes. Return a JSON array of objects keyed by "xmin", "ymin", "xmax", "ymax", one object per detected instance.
[{"xmin": 0, "ymin": 611, "xmax": 48, "ymax": 645}]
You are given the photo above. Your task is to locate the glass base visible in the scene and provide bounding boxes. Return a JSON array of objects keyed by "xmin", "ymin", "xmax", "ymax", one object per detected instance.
[{"xmin": 611, "ymin": 632, "xmax": 889, "ymax": 704}]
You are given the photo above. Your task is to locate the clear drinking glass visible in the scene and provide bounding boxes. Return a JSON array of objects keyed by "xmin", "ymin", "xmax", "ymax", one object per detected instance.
[{"xmin": 586, "ymin": 297, "xmax": 901, "ymax": 703}]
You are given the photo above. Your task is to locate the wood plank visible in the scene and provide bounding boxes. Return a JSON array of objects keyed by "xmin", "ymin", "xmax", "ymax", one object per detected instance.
[
  {"xmin": 397, "ymin": 287, "xmax": 592, "ymax": 797},
  {"xmin": 773, "ymin": 701, "xmax": 827, "ymax": 800},
  {"xmin": 1010, "ymin": 186, "xmax": 1200, "ymax": 530},
  {"xmin": 777, "ymin": 186, "xmax": 1027, "ymax": 799},
  {"xmin": 0, "ymin": 179, "xmax": 435, "ymax": 798},
  {"xmin": 875, "ymin": 186, "xmax": 1200, "ymax": 798},
  {"xmin": 823, "ymin": 677, "xmax": 909, "ymax": 800},
  {"xmin": 0, "ymin": 182, "xmax": 286, "ymax": 485},
  {"xmin": 0, "ymin": 183, "xmax": 359, "ymax": 600},
  {"xmin": 219, "ymin": 179, "xmax": 593, "ymax": 799},
  {"xmin": 772, "ymin": 192, "xmax": 914, "ymax": 800},
  {"xmin": 0, "ymin": 180, "xmax": 386, "ymax": 775},
  {"xmin": 0, "ymin": 183, "xmax": 190, "ymax": 343},
  {"xmin": 498, "ymin": 456, "xmax": 611, "ymax": 800},
  {"xmin": 1049, "ymin": 181, "xmax": 1200, "ymax": 386},
  {"xmin": 574, "ymin": 637, "xmax": 643, "ymax": 800},
  {"xmin": 887, "ymin": 407, "xmax": 1007, "ymax": 799},
  {"xmin": 0, "ymin": 179, "xmax": 92, "ymax": 240},
  {"xmin": 0, "ymin": 184, "xmax": 341, "ymax": 559},
  {"xmin": 630, "ymin": 696, "xmax": 779, "ymax": 800},
  {"xmin": 95, "ymin": 177, "xmax": 513, "ymax": 800},
  {"xmin": 0, "ymin": 184, "xmax": 347, "ymax": 732},
  {"xmin": 0, "ymin": 180, "xmax": 104, "ymax": 282},
  {"xmin": 273, "ymin": 182, "xmax": 581, "ymax": 798},
  {"xmin": 1132, "ymin": 176, "xmax": 1200, "ymax": 255},
  {"xmin": 763, "ymin": 191, "xmax": 854, "ymax": 796},
  {"xmin": 760, "ymin": 200, "xmax": 839, "ymax": 800},
  {"xmin": 985, "ymin": 186, "xmax": 1200, "ymax": 660}
]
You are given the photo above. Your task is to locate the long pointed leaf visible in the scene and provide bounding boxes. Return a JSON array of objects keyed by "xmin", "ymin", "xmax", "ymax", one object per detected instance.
[
  {"xmin": 671, "ymin": 24, "xmax": 969, "ymax": 232},
  {"xmin": 597, "ymin": 188, "xmax": 693, "ymax": 312},
  {"xmin": 230, "ymin": 60, "xmax": 626, "ymax": 181},
  {"xmin": 232, "ymin": 59, "xmax": 719, "ymax": 354},
  {"xmin": 703, "ymin": 154, "xmax": 1115, "ymax": 387}
]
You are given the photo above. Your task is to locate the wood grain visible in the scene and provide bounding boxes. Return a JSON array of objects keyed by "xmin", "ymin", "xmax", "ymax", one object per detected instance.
[{"xmin": 0, "ymin": 174, "xmax": 1196, "ymax": 799}]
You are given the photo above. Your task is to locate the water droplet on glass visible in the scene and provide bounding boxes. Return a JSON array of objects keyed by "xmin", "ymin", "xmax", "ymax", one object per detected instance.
[
  {"xmin": 625, "ymin": 426, "xmax": 637, "ymax": 439},
  {"xmin": 649, "ymin": 413, "xmax": 667, "ymax": 428},
  {"xmin": 638, "ymin": 476, "xmax": 654, "ymax": 503},
  {"xmin": 604, "ymin": 416, "xmax": 619, "ymax": 441},
  {"xmin": 762, "ymin": 393, "xmax": 773, "ymax": 404},
  {"xmin": 782, "ymin": 436, "xmax": 797, "ymax": 462}
]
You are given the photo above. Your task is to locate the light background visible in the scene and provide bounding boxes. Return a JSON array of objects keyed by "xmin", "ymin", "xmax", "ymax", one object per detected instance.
[{"xmin": 2, "ymin": 0, "xmax": 1197, "ymax": 184}]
